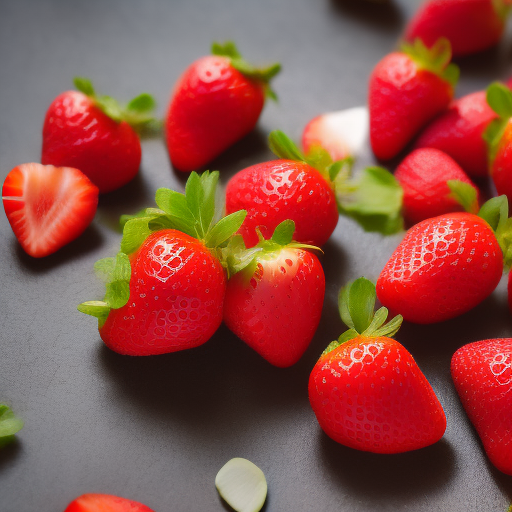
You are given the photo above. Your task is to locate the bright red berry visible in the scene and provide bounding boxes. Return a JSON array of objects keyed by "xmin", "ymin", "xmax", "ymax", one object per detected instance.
[
  {"xmin": 309, "ymin": 277, "xmax": 446, "ymax": 454},
  {"xmin": 369, "ymin": 38, "xmax": 458, "ymax": 161},
  {"xmin": 223, "ymin": 221, "xmax": 325, "ymax": 367},
  {"xmin": 394, "ymin": 148, "xmax": 480, "ymax": 225},
  {"xmin": 2, "ymin": 163, "xmax": 98, "ymax": 258},
  {"xmin": 165, "ymin": 42, "xmax": 280, "ymax": 172},
  {"xmin": 42, "ymin": 78, "xmax": 156, "ymax": 194},
  {"xmin": 451, "ymin": 338, "xmax": 512, "ymax": 476},
  {"xmin": 405, "ymin": 0, "xmax": 512, "ymax": 57},
  {"xmin": 63, "ymin": 493, "xmax": 154, "ymax": 512}
]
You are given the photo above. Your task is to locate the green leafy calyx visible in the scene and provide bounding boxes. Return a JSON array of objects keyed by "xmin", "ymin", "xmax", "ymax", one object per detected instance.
[
  {"xmin": 447, "ymin": 180, "xmax": 479, "ymax": 213},
  {"xmin": 401, "ymin": 38, "xmax": 459, "ymax": 88},
  {"xmin": 484, "ymin": 82, "xmax": 512, "ymax": 166},
  {"xmin": 322, "ymin": 277, "xmax": 403, "ymax": 355},
  {"xmin": 211, "ymin": 41, "xmax": 281, "ymax": 101},
  {"xmin": 0, "ymin": 404, "xmax": 24, "ymax": 444}
]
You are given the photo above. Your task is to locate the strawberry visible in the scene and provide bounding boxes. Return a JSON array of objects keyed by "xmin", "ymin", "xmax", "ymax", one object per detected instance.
[
  {"xmin": 451, "ymin": 338, "xmax": 512, "ymax": 476},
  {"xmin": 369, "ymin": 38, "xmax": 458, "ymax": 161},
  {"xmin": 223, "ymin": 220, "xmax": 325, "ymax": 367},
  {"xmin": 394, "ymin": 147, "xmax": 480, "ymax": 226},
  {"xmin": 484, "ymin": 82, "xmax": 512, "ymax": 207},
  {"xmin": 414, "ymin": 89, "xmax": 501, "ymax": 178},
  {"xmin": 78, "ymin": 171, "xmax": 246, "ymax": 356},
  {"xmin": 2, "ymin": 163, "xmax": 98, "ymax": 258},
  {"xmin": 405, "ymin": 0, "xmax": 512, "ymax": 57},
  {"xmin": 42, "ymin": 77, "xmax": 157, "ymax": 194},
  {"xmin": 309, "ymin": 277, "xmax": 446, "ymax": 453},
  {"xmin": 376, "ymin": 196, "xmax": 512, "ymax": 324},
  {"xmin": 165, "ymin": 41, "xmax": 280, "ymax": 172},
  {"xmin": 64, "ymin": 493, "xmax": 154, "ymax": 512}
]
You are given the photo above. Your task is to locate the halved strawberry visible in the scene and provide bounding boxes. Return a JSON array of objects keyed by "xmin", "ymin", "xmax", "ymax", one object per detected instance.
[
  {"xmin": 2, "ymin": 163, "xmax": 99, "ymax": 258},
  {"xmin": 64, "ymin": 493, "xmax": 154, "ymax": 512}
]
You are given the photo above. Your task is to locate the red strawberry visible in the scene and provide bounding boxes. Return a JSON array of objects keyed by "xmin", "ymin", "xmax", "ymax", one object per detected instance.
[
  {"xmin": 223, "ymin": 221, "xmax": 325, "ymax": 367},
  {"xmin": 376, "ymin": 196, "xmax": 510, "ymax": 324},
  {"xmin": 64, "ymin": 493, "xmax": 154, "ymax": 512},
  {"xmin": 225, "ymin": 131, "xmax": 339, "ymax": 248},
  {"xmin": 369, "ymin": 38, "xmax": 458, "ymax": 161},
  {"xmin": 405, "ymin": 0, "xmax": 512, "ymax": 57},
  {"xmin": 42, "ymin": 77, "xmax": 156, "ymax": 194},
  {"xmin": 165, "ymin": 41, "xmax": 280, "ymax": 172},
  {"xmin": 414, "ymin": 89, "xmax": 501, "ymax": 178},
  {"xmin": 78, "ymin": 171, "xmax": 246, "ymax": 356},
  {"xmin": 394, "ymin": 148, "xmax": 480, "ymax": 225},
  {"xmin": 309, "ymin": 277, "xmax": 446, "ymax": 453},
  {"xmin": 451, "ymin": 338, "xmax": 512, "ymax": 476},
  {"xmin": 2, "ymin": 163, "xmax": 98, "ymax": 258}
]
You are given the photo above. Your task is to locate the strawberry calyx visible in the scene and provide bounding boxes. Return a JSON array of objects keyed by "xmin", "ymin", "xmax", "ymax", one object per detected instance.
[
  {"xmin": 73, "ymin": 77, "xmax": 160, "ymax": 134},
  {"xmin": 484, "ymin": 81, "xmax": 512, "ymax": 166},
  {"xmin": 492, "ymin": 0, "xmax": 512, "ymax": 21},
  {"xmin": 211, "ymin": 41, "xmax": 281, "ymax": 101},
  {"xmin": 322, "ymin": 277, "xmax": 403, "ymax": 356},
  {"xmin": 401, "ymin": 38, "xmax": 459, "ymax": 88},
  {"xmin": 447, "ymin": 180, "xmax": 479, "ymax": 214},
  {"xmin": 0, "ymin": 403, "xmax": 23, "ymax": 447}
]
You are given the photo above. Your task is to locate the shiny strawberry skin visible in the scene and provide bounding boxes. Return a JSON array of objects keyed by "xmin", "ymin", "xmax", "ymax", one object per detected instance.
[
  {"xmin": 42, "ymin": 91, "xmax": 141, "ymax": 194},
  {"xmin": 394, "ymin": 148, "xmax": 479, "ymax": 225},
  {"xmin": 2, "ymin": 163, "xmax": 98, "ymax": 258},
  {"xmin": 309, "ymin": 335, "xmax": 446, "ymax": 453},
  {"xmin": 99, "ymin": 229, "xmax": 226, "ymax": 355},
  {"xmin": 224, "ymin": 247, "xmax": 325, "ymax": 367},
  {"xmin": 225, "ymin": 160, "xmax": 338, "ymax": 248},
  {"xmin": 405, "ymin": 0, "xmax": 505, "ymax": 57},
  {"xmin": 490, "ymin": 122, "xmax": 512, "ymax": 207},
  {"xmin": 64, "ymin": 493, "xmax": 155, "ymax": 512},
  {"xmin": 165, "ymin": 55, "xmax": 265, "ymax": 172},
  {"xmin": 376, "ymin": 213, "xmax": 503, "ymax": 323},
  {"xmin": 451, "ymin": 338, "xmax": 512, "ymax": 475},
  {"xmin": 414, "ymin": 91, "xmax": 498, "ymax": 178},
  {"xmin": 369, "ymin": 52, "xmax": 454, "ymax": 161}
]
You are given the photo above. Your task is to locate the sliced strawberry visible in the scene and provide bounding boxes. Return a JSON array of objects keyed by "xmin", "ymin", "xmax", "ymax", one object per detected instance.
[
  {"xmin": 2, "ymin": 163, "xmax": 98, "ymax": 258},
  {"xmin": 64, "ymin": 493, "xmax": 154, "ymax": 512}
]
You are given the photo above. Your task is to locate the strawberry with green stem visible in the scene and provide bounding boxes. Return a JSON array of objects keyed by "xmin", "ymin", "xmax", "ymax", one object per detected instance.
[
  {"xmin": 309, "ymin": 277, "xmax": 446, "ymax": 454},
  {"xmin": 223, "ymin": 220, "xmax": 325, "ymax": 368},
  {"xmin": 165, "ymin": 41, "xmax": 280, "ymax": 172},
  {"xmin": 42, "ymin": 77, "xmax": 158, "ymax": 194},
  {"xmin": 78, "ymin": 171, "xmax": 246, "ymax": 356}
]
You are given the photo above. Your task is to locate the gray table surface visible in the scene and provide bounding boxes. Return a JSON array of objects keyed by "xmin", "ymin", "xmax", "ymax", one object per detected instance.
[{"xmin": 1, "ymin": 0, "xmax": 512, "ymax": 511}]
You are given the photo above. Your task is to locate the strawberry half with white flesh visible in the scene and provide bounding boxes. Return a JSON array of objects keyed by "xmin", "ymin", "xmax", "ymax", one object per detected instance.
[{"xmin": 2, "ymin": 163, "xmax": 99, "ymax": 257}]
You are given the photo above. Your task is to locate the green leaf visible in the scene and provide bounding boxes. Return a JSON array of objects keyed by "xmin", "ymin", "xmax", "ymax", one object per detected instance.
[
  {"xmin": 328, "ymin": 157, "xmax": 354, "ymax": 183},
  {"xmin": 121, "ymin": 217, "xmax": 154, "ymax": 254},
  {"xmin": 197, "ymin": 171, "xmax": 219, "ymax": 235},
  {"xmin": 155, "ymin": 188, "xmax": 197, "ymax": 236},
  {"xmin": 212, "ymin": 41, "xmax": 242, "ymax": 59},
  {"xmin": 486, "ymin": 82, "xmax": 512, "ymax": 119},
  {"xmin": 73, "ymin": 76, "xmax": 95, "ymax": 97},
  {"xmin": 478, "ymin": 195, "xmax": 509, "ymax": 232},
  {"xmin": 0, "ymin": 404, "xmax": 23, "ymax": 439},
  {"xmin": 126, "ymin": 93, "xmax": 156, "ymax": 113},
  {"xmin": 321, "ymin": 329, "xmax": 359, "ymax": 356},
  {"xmin": 271, "ymin": 220, "xmax": 295, "ymax": 245},
  {"xmin": 373, "ymin": 313, "xmax": 403, "ymax": 339},
  {"xmin": 77, "ymin": 300, "xmax": 111, "ymax": 325},
  {"xmin": 447, "ymin": 180, "xmax": 479, "ymax": 213},
  {"xmin": 204, "ymin": 210, "xmax": 247, "ymax": 248},
  {"xmin": 268, "ymin": 131, "xmax": 306, "ymax": 162},
  {"xmin": 338, "ymin": 277, "xmax": 376, "ymax": 334},
  {"xmin": 362, "ymin": 306, "xmax": 388, "ymax": 335}
]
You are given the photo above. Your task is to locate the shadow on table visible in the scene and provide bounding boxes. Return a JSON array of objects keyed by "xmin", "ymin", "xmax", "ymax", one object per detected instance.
[{"xmin": 0, "ymin": 437, "xmax": 22, "ymax": 472}]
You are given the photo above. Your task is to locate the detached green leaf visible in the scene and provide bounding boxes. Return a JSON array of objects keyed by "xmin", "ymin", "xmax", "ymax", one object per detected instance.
[
  {"xmin": 0, "ymin": 404, "xmax": 23, "ymax": 439},
  {"xmin": 447, "ymin": 180, "xmax": 479, "ymax": 213},
  {"xmin": 271, "ymin": 220, "xmax": 295, "ymax": 246},
  {"xmin": 268, "ymin": 131, "xmax": 306, "ymax": 162},
  {"xmin": 339, "ymin": 277, "xmax": 376, "ymax": 334}
]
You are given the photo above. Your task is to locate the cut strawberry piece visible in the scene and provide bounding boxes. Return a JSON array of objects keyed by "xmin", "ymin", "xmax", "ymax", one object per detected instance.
[
  {"xmin": 64, "ymin": 493, "xmax": 155, "ymax": 512},
  {"xmin": 2, "ymin": 163, "xmax": 98, "ymax": 258}
]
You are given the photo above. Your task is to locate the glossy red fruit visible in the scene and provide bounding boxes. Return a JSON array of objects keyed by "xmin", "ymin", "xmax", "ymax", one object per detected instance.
[
  {"xmin": 414, "ymin": 90, "xmax": 499, "ymax": 178},
  {"xmin": 166, "ymin": 42, "xmax": 280, "ymax": 172},
  {"xmin": 490, "ymin": 122, "xmax": 512, "ymax": 202},
  {"xmin": 405, "ymin": 0, "xmax": 511, "ymax": 57},
  {"xmin": 2, "ymin": 163, "xmax": 98, "ymax": 258},
  {"xmin": 369, "ymin": 38, "xmax": 458, "ymax": 161},
  {"xmin": 64, "ymin": 493, "xmax": 154, "ymax": 512},
  {"xmin": 225, "ymin": 160, "xmax": 338, "ymax": 248},
  {"xmin": 376, "ymin": 212, "xmax": 503, "ymax": 323},
  {"xmin": 451, "ymin": 338, "xmax": 512, "ymax": 475},
  {"xmin": 224, "ymin": 240, "xmax": 325, "ymax": 368},
  {"xmin": 394, "ymin": 148, "xmax": 480, "ymax": 225},
  {"xmin": 42, "ymin": 91, "xmax": 141, "ymax": 194},
  {"xmin": 100, "ymin": 229, "xmax": 226, "ymax": 356}
]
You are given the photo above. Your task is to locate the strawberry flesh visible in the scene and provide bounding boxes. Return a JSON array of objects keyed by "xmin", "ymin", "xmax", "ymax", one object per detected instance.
[{"xmin": 64, "ymin": 493, "xmax": 155, "ymax": 512}]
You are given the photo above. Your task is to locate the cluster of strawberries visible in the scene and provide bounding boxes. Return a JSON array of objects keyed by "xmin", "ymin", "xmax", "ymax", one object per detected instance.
[{"xmin": 2, "ymin": 0, "xmax": 512, "ymax": 511}]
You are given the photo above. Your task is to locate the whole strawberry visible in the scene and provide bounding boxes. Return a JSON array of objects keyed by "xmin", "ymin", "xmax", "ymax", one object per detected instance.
[
  {"xmin": 2, "ymin": 163, "xmax": 98, "ymax": 257},
  {"xmin": 376, "ymin": 196, "xmax": 511, "ymax": 324},
  {"xmin": 309, "ymin": 277, "xmax": 446, "ymax": 454},
  {"xmin": 405, "ymin": 0, "xmax": 512, "ymax": 57},
  {"xmin": 369, "ymin": 38, "xmax": 458, "ymax": 161},
  {"xmin": 165, "ymin": 41, "xmax": 280, "ymax": 172},
  {"xmin": 394, "ymin": 148, "xmax": 480, "ymax": 226},
  {"xmin": 223, "ymin": 220, "xmax": 325, "ymax": 367},
  {"xmin": 64, "ymin": 493, "xmax": 154, "ymax": 512},
  {"xmin": 451, "ymin": 338, "xmax": 512, "ymax": 476},
  {"xmin": 42, "ymin": 78, "xmax": 157, "ymax": 194},
  {"xmin": 78, "ymin": 171, "xmax": 246, "ymax": 356}
]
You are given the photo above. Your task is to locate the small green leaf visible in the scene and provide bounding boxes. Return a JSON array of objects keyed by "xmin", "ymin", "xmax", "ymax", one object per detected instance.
[
  {"xmin": 339, "ymin": 277, "xmax": 376, "ymax": 334},
  {"xmin": 373, "ymin": 313, "xmax": 403, "ymax": 339},
  {"xmin": 77, "ymin": 300, "xmax": 111, "ymax": 325},
  {"xmin": 126, "ymin": 93, "xmax": 156, "ymax": 113},
  {"xmin": 362, "ymin": 306, "xmax": 388, "ymax": 335},
  {"xmin": 268, "ymin": 131, "xmax": 306, "ymax": 162},
  {"xmin": 478, "ymin": 195, "xmax": 509, "ymax": 232},
  {"xmin": 105, "ymin": 281, "xmax": 130, "ymax": 309},
  {"xmin": 121, "ymin": 217, "xmax": 154, "ymax": 254},
  {"xmin": 486, "ymin": 82, "xmax": 512, "ymax": 119},
  {"xmin": 447, "ymin": 180, "xmax": 479, "ymax": 213},
  {"xmin": 204, "ymin": 210, "xmax": 247, "ymax": 248},
  {"xmin": 271, "ymin": 220, "xmax": 295, "ymax": 245},
  {"xmin": 212, "ymin": 41, "xmax": 242, "ymax": 59},
  {"xmin": 328, "ymin": 157, "xmax": 354, "ymax": 183},
  {"xmin": 73, "ymin": 77, "xmax": 95, "ymax": 97},
  {"xmin": 0, "ymin": 404, "xmax": 23, "ymax": 439},
  {"xmin": 198, "ymin": 171, "xmax": 219, "ymax": 235}
]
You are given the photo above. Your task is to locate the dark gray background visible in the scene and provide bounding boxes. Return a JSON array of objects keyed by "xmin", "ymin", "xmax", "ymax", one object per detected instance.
[{"xmin": 1, "ymin": 0, "xmax": 511, "ymax": 511}]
